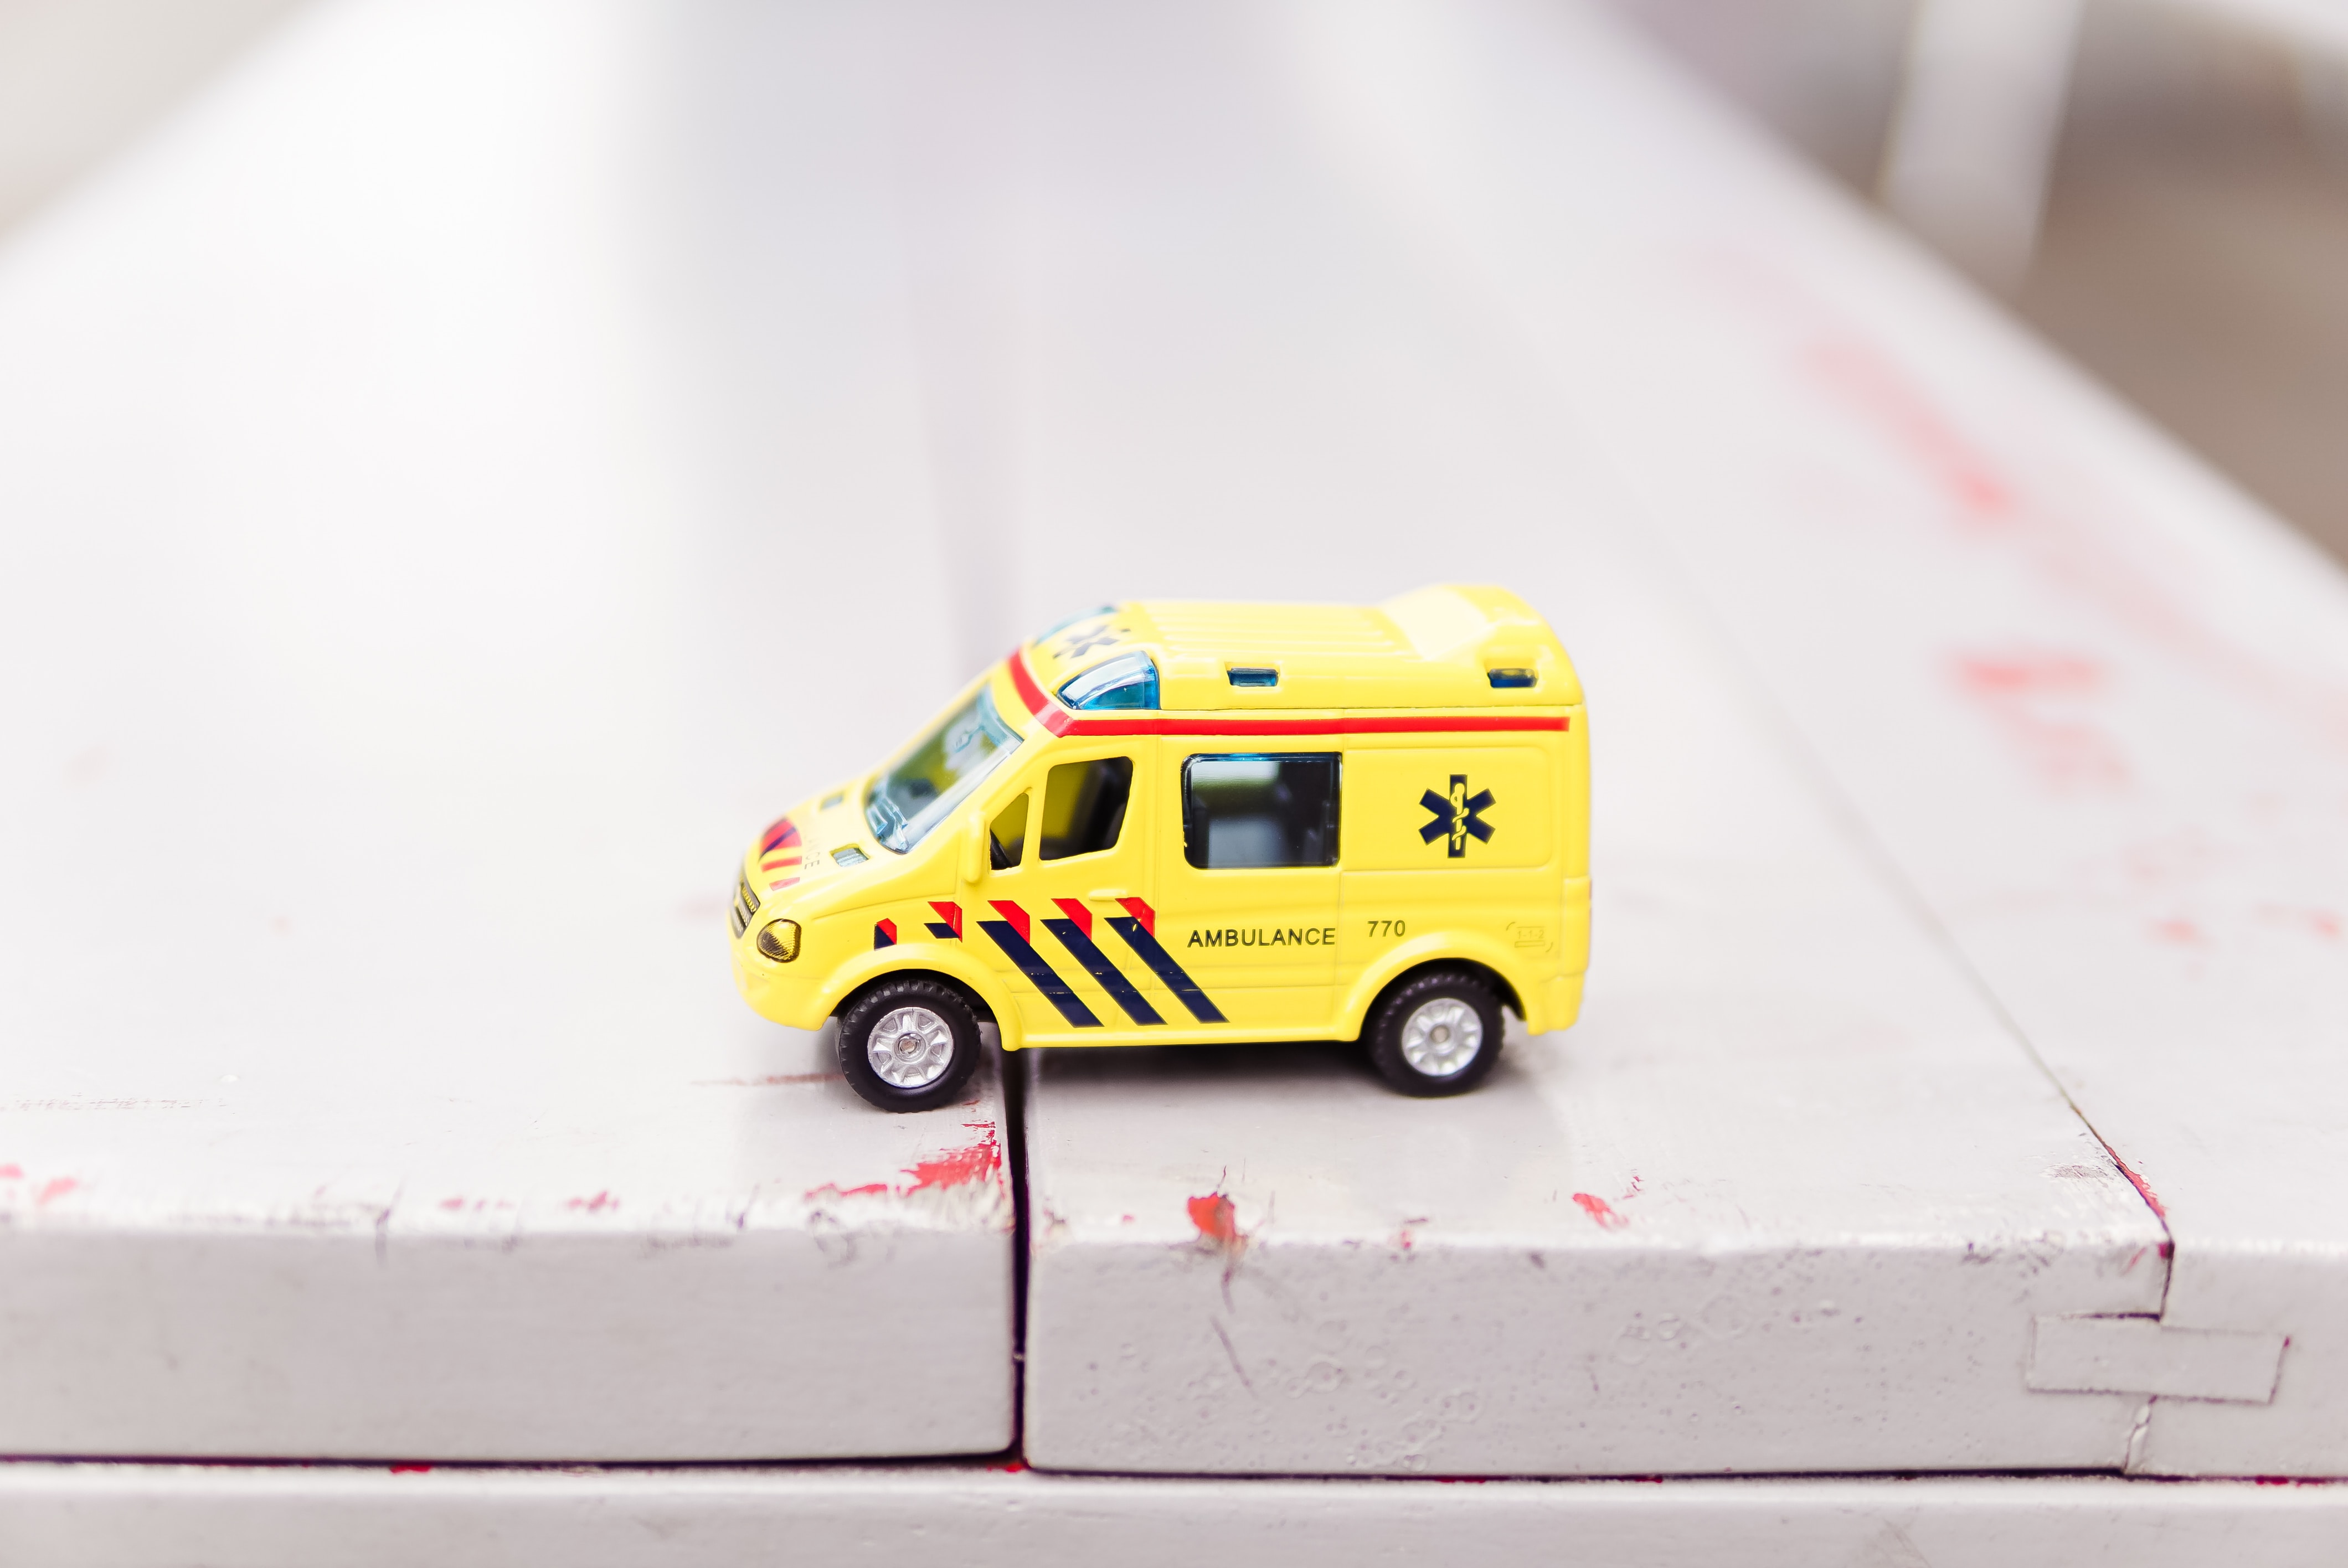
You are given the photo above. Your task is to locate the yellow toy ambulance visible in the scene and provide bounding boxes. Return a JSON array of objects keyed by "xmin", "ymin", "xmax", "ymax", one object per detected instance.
[{"xmin": 730, "ymin": 585, "xmax": 1589, "ymax": 1111}]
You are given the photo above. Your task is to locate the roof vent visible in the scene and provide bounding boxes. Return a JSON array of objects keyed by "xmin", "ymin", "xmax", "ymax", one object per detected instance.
[
  {"xmin": 1227, "ymin": 667, "xmax": 1279, "ymax": 688},
  {"xmin": 1486, "ymin": 668, "xmax": 1538, "ymax": 689}
]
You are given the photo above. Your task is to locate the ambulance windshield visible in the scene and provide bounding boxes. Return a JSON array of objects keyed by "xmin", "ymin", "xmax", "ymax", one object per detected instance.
[{"xmin": 865, "ymin": 682, "xmax": 1022, "ymax": 853}]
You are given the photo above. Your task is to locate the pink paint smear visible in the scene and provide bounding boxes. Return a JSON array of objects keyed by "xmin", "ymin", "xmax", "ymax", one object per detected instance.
[
  {"xmin": 805, "ymin": 1123, "xmax": 1003, "ymax": 1204},
  {"xmin": 1572, "ymin": 1192, "xmax": 1628, "ymax": 1231}
]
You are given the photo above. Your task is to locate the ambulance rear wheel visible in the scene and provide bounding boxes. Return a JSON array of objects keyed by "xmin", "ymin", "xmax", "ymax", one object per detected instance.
[
  {"xmin": 1367, "ymin": 968, "xmax": 1503, "ymax": 1097},
  {"xmin": 838, "ymin": 976, "xmax": 982, "ymax": 1112}
]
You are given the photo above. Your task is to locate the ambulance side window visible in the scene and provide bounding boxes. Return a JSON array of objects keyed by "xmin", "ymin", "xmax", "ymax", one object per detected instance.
[
  {"xmin": 1039, "ymin": 758, "xmax": 1133, "ymax": 860},
  {"xmin": 1182, "ymin": 755, "xmax": 1339, "ymax": 870},
  {"xmin": 988, "ymin": 792, "xmax": 1029, "ymax": 870}
]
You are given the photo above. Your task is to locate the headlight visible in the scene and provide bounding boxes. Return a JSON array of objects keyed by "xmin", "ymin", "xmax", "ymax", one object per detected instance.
[{"xmin": 756, "ymin": 918, "xmax": 801, "ymax": 962}]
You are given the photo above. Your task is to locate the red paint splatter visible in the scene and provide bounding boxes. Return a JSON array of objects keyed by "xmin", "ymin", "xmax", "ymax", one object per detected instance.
[
  {"xmin": 1955, "ymin": 653, "xmax": 2103, "ymax": 696},
  {"xmin": 803, "ymin": 1181, "xmax": 891, "ymax": 1201},
  {"xmin": 439, "ymin": 1197, "xmax": 466, "ymax": 1211},
  {"xmin": 804, "ymin": 1125, "xmax": 1005, "ymax": 1204},
  {"xmin": 2151, "ymin": 919, "xmax": 2207, "ymax": 947},
  {"xmin": 0, "ymin": 1164, "xmax": 20, "ymax": 1179},
  {"xmin": 988, "ymin": 1459, "xmax": 1028, "ymax": 1473},
  {"xmin": 1805, "ymin": 338, "xmax": 2015, "ymax": 523},
  {"xmin": 1571, "ymin": 1192, "xmax": 1627, "ymax": 1231},
  {"xmin": 1188, "ymin": 1193, "xmax": 1240, "ymax": 1246},
  {"xmin": 2258, "ymin": 906, "xmax": 2342, "ymax": 941},
  {"xmin": 1707, "ymin": 257, "xmax": 2348, "ymax": 747},
  {"xmin": 35, "ymin": 1177, "xmax": 77, "ymax": 1206},
  {"xmin": 1953, "ymin": 651, "xmax": 2129, "ymax": 792},
  {"xmin": 566, "ymin": 1191, "xmax": 617, "ymax": 1213},
  {"xmin": 905, "ymin": 1123, "xmax": 1003, "ymax": 1193},
  {"xmin": 1619, "ymin": 1174, "xmax": 1643, "ymax": 1201},
  {"xmin": 390, "ymin": 1464, "xmax": 432, "ymax": 1474}
]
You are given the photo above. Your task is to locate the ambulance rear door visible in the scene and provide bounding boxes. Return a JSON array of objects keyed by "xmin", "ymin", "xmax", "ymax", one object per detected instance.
[{"xmin": 1340, "ymin": 741, "xmax": 1560, "ymax": 989}]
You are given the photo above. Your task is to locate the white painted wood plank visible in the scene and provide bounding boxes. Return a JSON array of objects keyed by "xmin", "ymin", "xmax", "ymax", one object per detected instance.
[
  {"xmin": 993, "ymin": 0, "xmax": 2164, "ymax": 1476},
  {"xmin": 4, "ymin": 1462, "xmax": 2345, "ymax": 1568},
  {"xmin": 1261, "ymin": 0, "xmax": 2348, "ymax": 1475},
  {"xmin": 0, "ymin": 0, "xmax": 1014, "ymax": 1459}
]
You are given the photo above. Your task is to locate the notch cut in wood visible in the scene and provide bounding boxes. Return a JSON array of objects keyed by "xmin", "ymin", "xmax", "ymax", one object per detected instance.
[{"xmin": 2029, "ymin": 1316, "xmax": 2285, "ymax": 1404}]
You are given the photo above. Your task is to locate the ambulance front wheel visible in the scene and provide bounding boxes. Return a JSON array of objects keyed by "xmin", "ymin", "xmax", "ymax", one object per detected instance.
[
  {"xmin": 838, "ymin": 975, "xmax": 984, "ymax": 1112},
  {"xmin": 1367, "ymin": 968, "xmax": 1504, "ymax": 1097}
]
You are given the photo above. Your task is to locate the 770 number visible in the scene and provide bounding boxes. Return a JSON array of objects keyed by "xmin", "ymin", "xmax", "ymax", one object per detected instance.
[{"xmin": 1364, "ymin": 919, "xmax": 1407, "ymax": 938}]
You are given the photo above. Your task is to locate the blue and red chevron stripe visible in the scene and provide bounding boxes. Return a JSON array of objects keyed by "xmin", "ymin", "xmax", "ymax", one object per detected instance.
[
  {"xmin": 759, "ymin": 816, "xmax": 803, "ymax": 891},
  {"xmin": 972, "ymin": 895, "xmax": 1219, "ymax": 1029}
]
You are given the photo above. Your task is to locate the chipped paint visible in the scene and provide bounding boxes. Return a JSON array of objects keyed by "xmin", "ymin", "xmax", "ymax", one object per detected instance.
[{"xmin": 2109, "ymin": 1155, "xmax": 2171, "ymax": 1225}]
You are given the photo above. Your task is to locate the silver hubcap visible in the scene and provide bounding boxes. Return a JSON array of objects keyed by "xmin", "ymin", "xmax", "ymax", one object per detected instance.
[
  {"xmin": 1399, "ymin": 997, "xmax": 1483, "ymax": 1077},
  {"xmin": 868, "ymin": 1005, "xmax": 955, "ymax": 1088}
]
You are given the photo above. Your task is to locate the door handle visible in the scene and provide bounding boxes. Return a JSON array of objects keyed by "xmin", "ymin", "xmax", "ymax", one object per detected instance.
[{"xmin": 961, "ymin": 811, "xmax": 987, "ymax": 885}]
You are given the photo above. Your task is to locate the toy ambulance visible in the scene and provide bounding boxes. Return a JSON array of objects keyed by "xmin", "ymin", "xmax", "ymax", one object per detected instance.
[{"xmin": 730, "ymin": 585, "xmax": 1589, "ymax": 1111}]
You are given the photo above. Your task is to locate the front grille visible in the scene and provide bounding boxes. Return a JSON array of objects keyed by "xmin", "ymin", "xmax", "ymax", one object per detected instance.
[{"xmin": 730, "ymin": 868, "xmax": 761, "ymax": 937}]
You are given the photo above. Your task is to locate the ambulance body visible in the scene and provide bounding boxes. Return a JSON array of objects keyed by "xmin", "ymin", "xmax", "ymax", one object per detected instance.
[{"xmin": 730, "ymin": 585, "xmax": 1589, "ymax": 1110}]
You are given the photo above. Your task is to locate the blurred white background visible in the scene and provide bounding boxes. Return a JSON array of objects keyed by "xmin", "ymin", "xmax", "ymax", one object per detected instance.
[
  {"xmin": 5, "ymin": 0, "xmax": 2345, "ymax": 560},
  {"xmin": 1610, "ymin": 0, "xmax": 2348, "ymax": 562}
]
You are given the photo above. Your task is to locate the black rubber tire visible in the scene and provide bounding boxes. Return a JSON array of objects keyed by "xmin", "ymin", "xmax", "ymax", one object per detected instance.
[
  {"xmin": 1366, "ymin": 967, "xmax": 1505, "ymax": 1097},
  {"xmin": 837, "ymin": 976, "xmax": 984, "ymax": 1112}
]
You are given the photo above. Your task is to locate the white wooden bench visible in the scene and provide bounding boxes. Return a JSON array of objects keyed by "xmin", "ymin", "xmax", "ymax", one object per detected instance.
[{"xmin": 1, "ymin": 0, "xmax": 2341, "ymax": 1555}]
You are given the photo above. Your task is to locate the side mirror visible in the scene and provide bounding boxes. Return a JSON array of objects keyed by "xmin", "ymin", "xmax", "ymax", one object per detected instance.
[{"xmin": 960, "ymin": 810, "xmax": 987, "ymax": 885}]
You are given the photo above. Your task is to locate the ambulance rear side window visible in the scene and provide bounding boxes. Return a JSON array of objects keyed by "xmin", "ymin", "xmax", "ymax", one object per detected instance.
[{"xmin": 1183, "ymin": 755, "xmax": 1339, "ymax": 870}]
